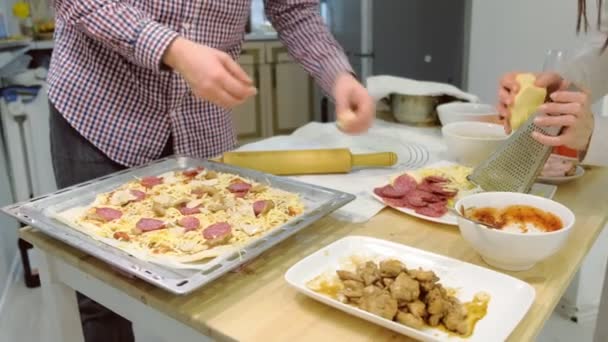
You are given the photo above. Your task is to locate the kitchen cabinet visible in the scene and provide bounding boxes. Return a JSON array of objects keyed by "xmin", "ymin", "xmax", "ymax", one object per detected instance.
[
  {"xmin": 232, "ymin": 40, "xmax": 315, "ymax": 145},
  {"xmin": 232, "ymin": 44, "xmax": 267, "ymax": 144},
  {"xmin": 265, "ymin": 41, "xmax": 315, "ymax": 135}
]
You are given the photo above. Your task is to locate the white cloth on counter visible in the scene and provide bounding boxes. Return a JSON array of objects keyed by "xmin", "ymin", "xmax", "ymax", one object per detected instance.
[
  {"xmin": 237, "ymin": 120, "xmax": 447, "ymax": 222},
  {"xmin": 366, "ymin": 75, "xmax": 479, "ymax": 103}
]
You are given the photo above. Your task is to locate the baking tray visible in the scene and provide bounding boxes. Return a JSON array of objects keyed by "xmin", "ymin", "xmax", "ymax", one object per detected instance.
[{"xmin": 2, "ymin": 155, "xmax": 355, "ymax": 295}]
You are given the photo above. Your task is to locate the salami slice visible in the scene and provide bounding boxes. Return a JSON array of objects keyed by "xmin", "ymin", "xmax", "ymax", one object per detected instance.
[
  {"xmin": 95, "ymin": 208, "xmax": 122, "ymax": 222},
  {"xmin": 130, "ymin": 190, "xmax": 146, "ymax": 201},
  {"xmin": 253, "ymin": 200, "xmax": 275, "ymax": 217},
  {"xmin": 418, "ymin": 181, "xmax": 457, "ymax": 198},
  {"xmin": 380, "ymin": 185, "xmax": 409, "ymax": 198},
  {"xmin": 203, "ymin": 222, "xmax": 232, "ymax": 241},
  {"xmin": 227, "ymin": 182, "xmax": 252, "ymax": 193},
  {"xmin": 373, "ymin": 187, "xmax": 386, "ymax": 198},
  {"xmin": 415, "ymin": 204, "xmax": 448, "ymax": 218},
  {"xmin": 178, "ymin": 217, "xmax": 201, "ymax": 231},
  {"xmin": 425, "ymin": 176, "xmax": 448, "ymax": 184},
  {"xmin": 179, "ymin": 206, "xmax": 201, "ymax": 215},
  {"xmin": 431, "ymin": 187, "xmax": 457, "ymax": 198},
  {"xmin": 383, "ymin": 197, "xmax": 412, "ymax": 209},
  {"xmin": 407, "ymin": 191, "xmax": 431, "ymax": 207},
  {"xmin": 429, "ymin": 201, "xmax": 449, "ymax": 211},
  {"xmin": 136, "ymin": 218, "xmax": 166, "ymax": 232},
  {"xmin": 183, "ymin": 167, "xmax": 205, "ymax": 178},
  {"xmin": 141, "ymin": 176, "xmax": 163, "ymax": 188},
  {"xmin": 420, "ymin": 191, "xmax": 443, "ymax": 203},
  {"xmin": 394, "ymin": 174, "xmax": 418, "ymax": 193},
  {"xmin": 416, "ymin": 189, "xmax": 441, "ymax": 202}
]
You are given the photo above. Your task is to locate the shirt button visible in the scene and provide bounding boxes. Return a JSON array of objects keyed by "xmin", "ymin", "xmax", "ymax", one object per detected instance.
[{"xmin": 182, "ymin": 22, "xmax": 191, "ymax": 31}]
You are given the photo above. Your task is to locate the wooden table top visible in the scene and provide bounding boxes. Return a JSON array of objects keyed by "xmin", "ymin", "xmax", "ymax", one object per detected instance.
[{"xmin": 20, "ymin": 166, "xmax": 608, "ymax": 342}]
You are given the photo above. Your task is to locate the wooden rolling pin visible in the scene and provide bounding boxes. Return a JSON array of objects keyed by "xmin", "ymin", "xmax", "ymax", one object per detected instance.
[{"xmin": 216, "ymin": 149, "xmax": 397, "ymax": 175}]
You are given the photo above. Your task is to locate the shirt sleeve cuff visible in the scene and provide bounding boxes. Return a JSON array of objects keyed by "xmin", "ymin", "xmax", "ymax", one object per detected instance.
[
  {"xmin": 134, "ymin": 21, "xmax": 180, "ymax": 71},
  {"xmin": 318, "ymin": 54, "xmax": 354, "ymax": 98}
]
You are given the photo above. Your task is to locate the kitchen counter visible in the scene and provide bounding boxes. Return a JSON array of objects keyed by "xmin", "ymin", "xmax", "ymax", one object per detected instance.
[{"xmin": 20, "ymin": 163, "xmax": 608, "ymax": 341}]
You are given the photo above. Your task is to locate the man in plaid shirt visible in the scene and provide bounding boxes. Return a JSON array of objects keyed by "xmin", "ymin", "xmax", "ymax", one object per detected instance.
[{"xmin": 48, "ymin": 1, "xmax": 374, "ymax": 341}]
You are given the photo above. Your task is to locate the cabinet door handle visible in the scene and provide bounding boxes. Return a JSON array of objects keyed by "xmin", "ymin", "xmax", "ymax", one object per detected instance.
[
  {"xmin": 254, "ymin": 67, "xmax": 260, "ymax": 89},
  {"xmin": 271, "ymin": 65, "xmax": 277, "ymax": 89}
]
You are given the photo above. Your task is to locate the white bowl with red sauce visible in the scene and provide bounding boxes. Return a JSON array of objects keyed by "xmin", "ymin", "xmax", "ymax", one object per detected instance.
[{"xmin": 454, "ymin": 192, "xmax": 575, "ymax": 271}]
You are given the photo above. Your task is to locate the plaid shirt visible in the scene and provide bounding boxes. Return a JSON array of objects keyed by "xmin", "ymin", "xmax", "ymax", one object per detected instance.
[{"xmin": 48, "ymin": 0, "xmax": 352, "ymax": 167}]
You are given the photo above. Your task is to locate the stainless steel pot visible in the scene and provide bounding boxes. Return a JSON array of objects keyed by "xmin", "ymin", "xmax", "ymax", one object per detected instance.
[{"xmin": 388, "ymin": 94, "xmax": 443, "ymax": 126}]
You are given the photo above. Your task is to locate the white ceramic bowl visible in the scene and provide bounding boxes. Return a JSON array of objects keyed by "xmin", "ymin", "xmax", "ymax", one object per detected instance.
[
  {"xmin": 455, "ymin": 192, "xmax": 575, "ymax": 271},
  {"xmin": 441, "ymin": 121, "xmax": 508, "ymax": 167},
  {"xmin": 437, "ymin": 102, "xmax": 498, "ymax": 126}
]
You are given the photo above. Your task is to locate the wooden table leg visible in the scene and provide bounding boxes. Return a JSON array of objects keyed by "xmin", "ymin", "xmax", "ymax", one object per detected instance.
[
  {"xmin": 594, "ymin": 259, "xmax": 608, "ymax": 342},
  {"xmin": 36, "ymin": 249, "xmax": 84, "ymax": 342}
]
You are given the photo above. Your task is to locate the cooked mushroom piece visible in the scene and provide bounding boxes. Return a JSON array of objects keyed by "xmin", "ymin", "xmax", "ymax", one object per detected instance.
[
  {"xmin": 382, "ymin": 278, "xmax": 395, "ymax": 287},
  {"xmin": 428, "ymin": 314, "xmax": 442, "ymax": 327},
  {"xmin": 379, "ymin": 259, "xmax": 405, "ymax": 278},
  {"xmin": 362, "ymin": 285, "xmax": 383, "ymax": 297},
  {"xmin": 389, "ymin": 272, "xmax": 420, "ymax": 302},
  {"xmin": 192, "ymin": 185, "xmax": 218, "ymax": 196},
  {"xmin": 407, "ymin": 300, "xmax": 427, "ymax": 319},
  {"xmin": 359, "ymin": 291, "xmax": 398, "ymax": 321},
  {"xmin": 396, "ymin": 311, "xmax": 425, "ymax": 329},
  {"xmin": 207, "ymin": 203, "xmax": 228, "ymax": 213},
  {"xmin": 425, "ymin": 287, "xmax": 448, "ymax": 316},
  {"xmin": 357, "ymin": 261, "xmax": 380, "ymax": 286},
  {"xmin": 342, "ymin": 280, "xmax": 364, "ymax": 298},
  {"xmin": 151, "ymin": 195, "xmax": 173, "ymax": 217},
  {"xmin": 409, "ymin": 268, "xmax": 439, "ymax": 283},
  {"xmin": 172, "ymin": 198, "xmax": 190, "ymax": 208},
  {"xmin": 443, "ymin": 297, "xmax": 468, "ymax": 335},
  {"xmin": 152, "ymin": 202, "xmax": 166, "ymax": 217},
  {"xmin": 336, "ymin": 270, "xmax": 363, "ymax": 283},
  {"xmin": 109, "ymin": 190, "xmax": 137, "ymax": 206}
]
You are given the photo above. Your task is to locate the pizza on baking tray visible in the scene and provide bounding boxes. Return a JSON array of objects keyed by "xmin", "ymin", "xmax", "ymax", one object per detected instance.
[{"xmin": 51, "ymin": 167, "xmax": 305, "ymax": 265}]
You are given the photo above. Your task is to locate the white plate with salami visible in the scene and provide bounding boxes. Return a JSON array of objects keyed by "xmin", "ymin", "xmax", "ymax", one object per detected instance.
[{"xmin": 371, "ymin": 161, "xmax": 479, "ymax": 226}]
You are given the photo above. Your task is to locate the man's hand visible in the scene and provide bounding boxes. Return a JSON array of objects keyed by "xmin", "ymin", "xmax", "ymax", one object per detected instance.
[
  {"xmin": 163, "ymin": 38, "xmax": 257, "ymax": 109},
  {"xmin": 333, "ymin": 73, "xmax": 375, "ymax": 134}
]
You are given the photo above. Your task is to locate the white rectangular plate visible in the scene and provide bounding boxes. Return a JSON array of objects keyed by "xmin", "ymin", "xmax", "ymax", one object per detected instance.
[{"xmin": 285, "ymin": 236, "xmax": 535, "ymax": 342}]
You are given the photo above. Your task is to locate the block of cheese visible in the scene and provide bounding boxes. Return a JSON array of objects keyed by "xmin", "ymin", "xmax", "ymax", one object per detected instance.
[
  {"xmin": 509, "ymin": 73, "xmax": 547, "ymax": 131},
  {"xmin": 336, "ymin": 109, "xmax": 358, "ymax": 131}
]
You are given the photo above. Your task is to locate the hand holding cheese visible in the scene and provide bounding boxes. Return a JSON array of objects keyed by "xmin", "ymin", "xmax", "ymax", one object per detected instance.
[
  {"xmin": 497, "ymin": 71, "xmax": 594, "ymax": 152},
  {"xmin": 336, "ymin": 109, "xmax": 358, "ymax": 131},
  {"xmin": 508, "ymin": 73, "xmax": 547, "ymax": 131},
  {"xmin": 497, "ymin": 71, "xmax": 564, "ymax": 133},
  {"xmin": 333, "ymin": 72, "xmax": 375, "ymax": 134}
]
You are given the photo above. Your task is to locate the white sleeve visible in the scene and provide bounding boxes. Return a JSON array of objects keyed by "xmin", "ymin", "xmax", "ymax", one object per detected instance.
[{"xmin": 582, "ymin": 115, "xmax": 608, "ymax": 166}]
